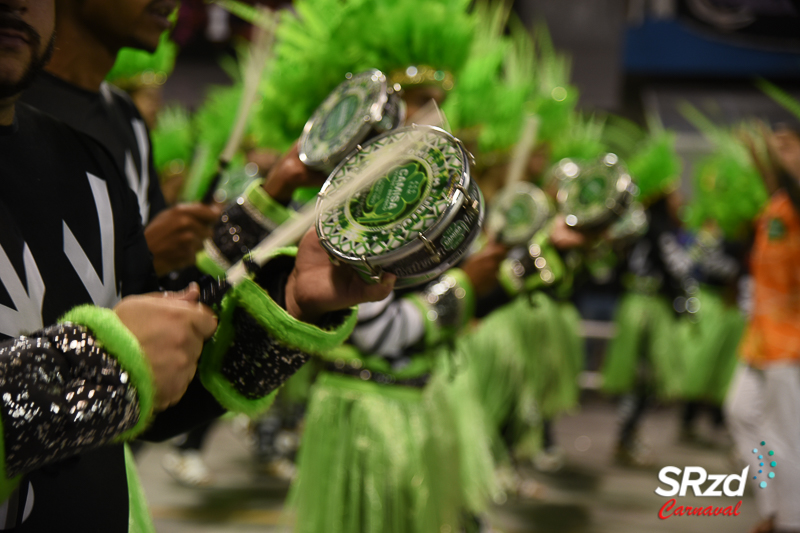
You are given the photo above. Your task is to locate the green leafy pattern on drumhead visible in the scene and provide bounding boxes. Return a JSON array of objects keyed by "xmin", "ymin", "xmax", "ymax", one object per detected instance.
[
  {"xmin": 319, "ymin": 95, "xmax": 359, "ymax": 142},
  {"xmin": 301, "ymin": 72, "xmax": 384, "ymax": 164},
  {"xmin": 318, "ymin": 129, "xmax": 464, "ymax": 259}
]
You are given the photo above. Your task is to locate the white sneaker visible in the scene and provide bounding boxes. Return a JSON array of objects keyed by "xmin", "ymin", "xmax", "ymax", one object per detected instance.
[{"xmin": 162, "ymin": 450, "xmax": 213, "ymax": 487}]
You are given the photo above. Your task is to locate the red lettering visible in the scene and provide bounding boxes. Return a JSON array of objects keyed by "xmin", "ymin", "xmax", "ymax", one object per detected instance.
[
  {"xmin": 702, "ymin": 506, "xmax": 713, "ymax": 516},
  {"xmin": 734, "ymin": 501, "xmax": 742, "ymax": 516},
  {"xmin": 714, "ymin": 507, "xmax": 723, "ymax": 516},
  {"xmin": 659, "ymin": 499, "xmax": 676, "ymax": 520},
  {"xmin": 685, "ymin": 506, "xmax": 693, "ymax": 515},
  {"xmin": 723, "ymin": 506, "xmax": 733, "ymax": 517},
  {"xmin": 675, "ymin": 506, "xmax": 685, "ymax": 516}
]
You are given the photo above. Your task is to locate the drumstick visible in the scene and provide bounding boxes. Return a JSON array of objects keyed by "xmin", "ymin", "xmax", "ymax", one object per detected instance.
[
  {"xmin": 201, "ymin": 8, "xmax": 276, "ymax": 203},
  {"xmin": 486, "ymin": 114, "xmax": 539, "ymax": 242},
  {"xmin": 505, "ymin": 114, "xmax": 539, "ymax": 185},
  {"xmin": 224, "ymin": 103, "xmax": 443, "ymax": 285}
]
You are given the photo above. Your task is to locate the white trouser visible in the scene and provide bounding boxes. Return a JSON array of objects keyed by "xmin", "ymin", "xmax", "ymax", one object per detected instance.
[{"xmin": 725, "ymin": 363, "xmax": 800, "ymax": 530}]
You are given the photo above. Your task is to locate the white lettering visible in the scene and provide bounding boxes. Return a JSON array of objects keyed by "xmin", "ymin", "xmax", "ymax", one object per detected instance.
[
  {"xmin": 655, "ymin": 466, "xmax": 682, "ymax": 497},
  {"xmin": 723, "ymin": 466, "xmax": 749, "ymax": 497},
  {"xmin": 680, "ymin": 467, "xmax": 707, "ymax": 496}
]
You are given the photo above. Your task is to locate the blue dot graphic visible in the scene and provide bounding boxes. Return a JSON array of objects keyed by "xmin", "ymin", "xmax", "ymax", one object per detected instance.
[
  {"xmin": 769, "ymin": 451, "xmax": 775, "ymax": 456},
  {"xmin": 761, "ymin": 463, "xmax": 765, "ymax": 466},
  {"xmin": 769, "ymin": 473, "xmax": 776, "ymax": 479},
  {"xmin": 759, "ymin": 455, "xmax": 764, "ymax": 459},
  {"xmin": 771, "ymin": 461, "xmax": 777, "ymax": 467},
  {"xmin": 754, "ymin": 476, "xmax": 758, "ymax": 480},
  {"xmin": 759, "ymin": 470, "xmax": 763, "ymax": 473},
  {"xmin": 753, "ymin": 448, "xmax": 759, "ymax": 453},
  {"xmin": 760, "ymin": 482, "xmax": 768, "ymax": 489}
]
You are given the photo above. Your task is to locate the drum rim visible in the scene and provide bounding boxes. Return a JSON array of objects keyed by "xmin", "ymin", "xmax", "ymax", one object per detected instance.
[
  {"xmin": 557, "ymin": 153, "xmax": 634, "ymax": 230},
  {"xmin": 316, "ymin": 124, "xmax": 475, "ymax": 268},
  {"xmin": 299, "ymin": 69, "xmax": 391, "ymax": 171},
  {"xmin": 488, "ymin": 181, "xmax": 552, "ymax": 246}
]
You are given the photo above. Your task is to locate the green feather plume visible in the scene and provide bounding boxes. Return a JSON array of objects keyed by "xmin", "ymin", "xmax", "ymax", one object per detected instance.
[
  {"xmin": 549, "ymin": 112, "xmax": 606, "ymax": 163},
  {"xmin": 626, "ymin": 130, "xmax": 681, "ymax": 203},
  {"xmin": 180, "ymin": 83, "xmax": 244, "ymax": 202},
  {"xmin": 151, "ymin": 105, "xmax": 194, "ymax": 176},
  {"xmin": 681, "ymin": 103, "xmax": 768, "ymax": 238}
]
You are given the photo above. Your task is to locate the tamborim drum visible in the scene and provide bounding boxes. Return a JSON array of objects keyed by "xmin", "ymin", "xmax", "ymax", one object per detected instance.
[
  {"xmin": 299, "ymin": 69, "xmax": 406, "ymax": 173},
  {"xmin": 316, "ymin": 125, "xmax": 484, "ymax": 288},
  {"xmin": 486, "ymin": 182, "xmax": 551, "ymax": 246},
  {"xmin": 555, "ymin": 153, "xmax": 636, "ymax": 231}
]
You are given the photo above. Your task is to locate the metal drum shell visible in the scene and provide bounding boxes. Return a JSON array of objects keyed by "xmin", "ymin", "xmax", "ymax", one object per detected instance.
[
  {"xmin": 556, "ymin": 153, "xmax": 636, "ymax": 232},
  {"xmin": 487, "ymin": 181, "xmax": 552, "ymax": 247},
  {"xmin": 315, "ymin": 125, "xmax": 484, "ymax": 289},
  {"xmin": 298, "ymin": 69, "xmax": 406, "ymax": 174}
]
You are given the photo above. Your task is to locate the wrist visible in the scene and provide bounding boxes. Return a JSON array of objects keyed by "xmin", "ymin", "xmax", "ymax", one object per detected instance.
[
  {"xmin": 262, "ymin": 176, "xmax": 294, "ymax": 205},
  {"xmin": 284, "ymin": 269, "xmax": 321, "ymax": 323}
]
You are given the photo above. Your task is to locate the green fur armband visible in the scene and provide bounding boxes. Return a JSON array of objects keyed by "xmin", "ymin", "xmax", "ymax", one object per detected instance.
[
  {"xmin": 200, "ymin": 248, "xmax": 357, "ymax": 415},
  {"xmin": 0, "ymin": 425, "xmax": 20, "ymax": 503},
  {"xmin": 243, "ymin": 179, "xmax": 293, "ymax": 226},
  {"xmin": 59, "ymin": 305, "xmax": 156, "ymax": 441}
]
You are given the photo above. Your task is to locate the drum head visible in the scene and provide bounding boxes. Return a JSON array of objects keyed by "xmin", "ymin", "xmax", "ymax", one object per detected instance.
[
  {"xmin": 487, "ymin": 182, "xmax": 551, "ymax": 246},
  {"xmin": 557, "ymin": 153, "xmax": 633, "ymax": 230},
  {"xmin": 299, "ymin": 70, "xmax": 389, "ymax": 171},
  {"xmin": 316, "ymin": 125, "xmax": 481, "ymax": 286}
]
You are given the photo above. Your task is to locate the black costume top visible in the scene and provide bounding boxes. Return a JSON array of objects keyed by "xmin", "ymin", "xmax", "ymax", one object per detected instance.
[
  {"xmin": 0, "ymin": 105, "xmax": 323, "ymax": 531},
  {"xmin": 22, "ymin": 72, "xmax": 167, "ymax": 225}
]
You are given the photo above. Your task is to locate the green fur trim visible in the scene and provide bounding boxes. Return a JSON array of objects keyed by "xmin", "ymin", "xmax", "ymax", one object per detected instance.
[
  {"xmin": 59, "ymin": 306, "xmax": 155, "ymax": 441},
  {"xmin": 244, "ymin": 179, "xmax": 292, "ymax": 225},
  {"xmin": 0, "ymin": 415, "xmax": 21, "ymax": 503},
  {"xmin": 125, "ymin": 443, "xmax": 156, "ymax": 533},
  {"xmin": 199, "ymin": 248, "xmax": 357, "ymax": 415}
]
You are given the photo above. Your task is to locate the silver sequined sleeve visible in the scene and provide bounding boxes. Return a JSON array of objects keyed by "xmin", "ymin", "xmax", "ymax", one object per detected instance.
[{"xmin": 0, "ymin": 324, "xmax": 139, "ymax": 478}]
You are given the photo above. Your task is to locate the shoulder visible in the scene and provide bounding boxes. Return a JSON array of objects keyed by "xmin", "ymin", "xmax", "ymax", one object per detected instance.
[
  {"xmin": 16, "ymin": 102, "xmax": 121, "ymax": 177},
  {"xmin": 101, "ymin": 82, "xmax": 146, "ymax": 123}
]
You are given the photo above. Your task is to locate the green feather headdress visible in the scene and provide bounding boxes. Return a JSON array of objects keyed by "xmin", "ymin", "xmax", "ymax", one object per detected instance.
[
  {"xmin": 681, "ymin": 103, "xmax": 767, "ymax": 238},
  {"xmin": 180, "ymin": 83, "xmax": 245, "ymax": 202},
  {"xmin": 529, "ymin": 23, "xmax": 578, "ymax": 147},
  {"xmin": 626, "ymin": 130, "xmax": 681, "ymax": 204},
  {"xmin": 549, "ymin": 112, "xmax": 606, "ymax": 163},
  {"xmin": 106, "ymin": 27, "xmax": 178, "ymax": 90},
  {"xmin": 442, "ymin": 2, "xmax": 519, "ymax": 155},
  {"xmin": 248, "ymin": 0, "xmax": 479, "ymax": 151}
]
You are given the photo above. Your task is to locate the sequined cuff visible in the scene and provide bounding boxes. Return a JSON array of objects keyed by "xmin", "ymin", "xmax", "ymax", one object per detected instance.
[
  {"xmin": 202, "ymin": 179, "xmax": 293, "ymax": 271},
  {"xmin": 406, "ymin": 268, "xmax": 475, "ymax": 347},
  {"xmin": 0, "ymin": 323, "xmax": 140, "ymax": 480},
  {"xmin": 199, "ymin": 248, "xmax": 357, "ymax": 416}
]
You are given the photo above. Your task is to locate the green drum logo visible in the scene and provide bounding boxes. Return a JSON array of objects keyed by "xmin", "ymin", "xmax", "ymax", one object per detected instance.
[
  {"xmin": 578, "ymin": 175, "xmax": 607, "ymax": 205},
  {"xmin": 505, "ymin": 197, "xmax": 531, "ymax": 228},
  {"xmin": 319, "ymin": 94, "xmax": 359, "ymax": 141},
  {"xmin": 352, "ymin": 161, "xmax": 427, "ymax": 227}
]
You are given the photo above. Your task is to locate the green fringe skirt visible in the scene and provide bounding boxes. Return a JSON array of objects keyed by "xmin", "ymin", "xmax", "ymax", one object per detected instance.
[
  {"xmin": 678, "ymin": 288, "xmax": 745, "ymax": 404},
  {"xmin": 460, "ymin": 292, "xmax": 584, "ymax": 458},
  {"xmin": 601, "ymin": 292, "xmax": 684, "ymax": 398},
  {"xmin": 288, "ymin": 370, "xmax": 489, "ymax": 533}
]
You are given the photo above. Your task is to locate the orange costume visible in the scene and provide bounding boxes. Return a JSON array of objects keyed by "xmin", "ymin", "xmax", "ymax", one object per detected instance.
[{"xmin": 740, "ymin": 191, "xmax": 800, "ymax": 366}]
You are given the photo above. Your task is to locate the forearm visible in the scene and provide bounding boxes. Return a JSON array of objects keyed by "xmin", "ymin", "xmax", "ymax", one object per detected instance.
[{"xmin": 0, "ymin": 309, "xmax": 155, "ymax": 487}]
